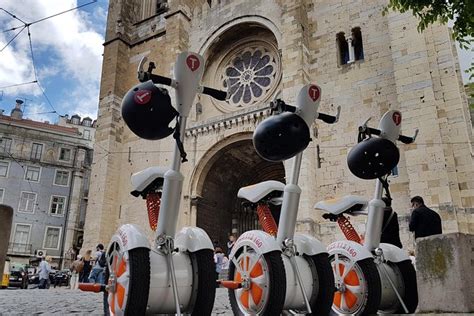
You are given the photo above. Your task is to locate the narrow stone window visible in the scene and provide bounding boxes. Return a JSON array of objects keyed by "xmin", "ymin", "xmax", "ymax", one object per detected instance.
[
  {"xmin": 352, "ymin": 27, "xmax": 364, "ymax": 61},
  {"xmin": 336, "ymin": 32, "xmax": 349, "ymax": 66}
]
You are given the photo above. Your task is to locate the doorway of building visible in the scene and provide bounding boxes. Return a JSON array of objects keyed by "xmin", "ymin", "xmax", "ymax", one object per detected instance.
[{"xmin": 195, "ymin": 139, "xmax": 285, "ymax": 251}]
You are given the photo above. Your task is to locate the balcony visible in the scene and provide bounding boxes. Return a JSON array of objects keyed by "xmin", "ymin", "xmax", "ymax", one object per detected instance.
[{"xmin": 7, "ymin": 242, "xmax": 33, "ymax": 255}]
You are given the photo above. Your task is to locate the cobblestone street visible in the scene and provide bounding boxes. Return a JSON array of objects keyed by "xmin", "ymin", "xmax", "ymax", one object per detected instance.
[
  {"xmin": 0, "ymin": 287, "xmax": 232, "ymax": 315},
  {"xmin": 0, "ymin": 287, "xmax": 471, "ymax": 315}
]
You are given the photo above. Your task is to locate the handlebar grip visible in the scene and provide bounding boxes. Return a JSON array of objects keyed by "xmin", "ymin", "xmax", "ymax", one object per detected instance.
[
  {"xmin": 202, "ymin": 86, "xmax": 227, "ymax": 101},
  {"xmin": 318, "ymin": 113, "xmax": 337, "ymax": 124},
  {"xmin": 148, "ymin": 73, "xmax": 173, "ymax": 86},
  {"xmin": 398, "ymin": 134, "xmax": 414, "ymax": 144}
]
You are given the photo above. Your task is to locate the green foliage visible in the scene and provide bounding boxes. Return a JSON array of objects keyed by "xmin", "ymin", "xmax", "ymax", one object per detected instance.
[
  {"xmin": 383, "ymin": 0, "xmax": 473, "ymax": 80},
  {"xmin": 384, "ymin": 0, "xmax": 473, "ymax": 47}
]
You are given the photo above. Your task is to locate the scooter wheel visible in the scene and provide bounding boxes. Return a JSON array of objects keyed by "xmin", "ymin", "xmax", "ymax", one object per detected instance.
[
  {"xmin": 330, "ymin": 254, "xmax": 381, "ymax": 315},
  {"xmin": 107, "ymin": 242, "xmax": 150, "ymax": 316},
  {"xmin": 228, "ymin": 246, "xmax": 286, "ymax": 315},
  {"xmin": 394, "ymin": 260, "xmax": 418, "ymax": 313},
  {"xmin": 189, "ymin": 249, "xmax": 216, "ymax": 315},
  {"xmin": 305, "ymin": 253, "xmax": 335, "ymax": 316}
]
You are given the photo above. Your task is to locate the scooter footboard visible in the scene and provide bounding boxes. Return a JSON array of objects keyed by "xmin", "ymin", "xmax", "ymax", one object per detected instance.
[
  {"xmin": 294, "ymin": 233, "xmax": 327, "ymax": 256},
  {"xmin": 379, "ymin": 243, "xmax": 410, "ymax": 263}
]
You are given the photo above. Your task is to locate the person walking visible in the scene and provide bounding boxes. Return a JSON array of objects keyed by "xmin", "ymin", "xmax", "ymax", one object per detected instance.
[
  {"xmin": 409, "ymin": 196, "xmax": 442, "ymax": 239},
  {"xmin": 380, "ymin": 196, "xmax": 403, "ymax": 248},
  {"xmin": 38, "ymin": 256, "xmax": 51, "ymax": 289},
  {"xmin": 79, "ymin": 250, "xmax": 92, "ymax": 283},
  {"xmin": 89, "ymin": 244, "xmax": 106, "ymax": 284},
  {"xmin": 214, "ymin": 247, "xmax": 225, "ymax": 283},
  {"xmin": 227, "ymin": 234, "xmax": 236, "ymax": 256},
  {"xmin": 70, "ymin": 255, "xmax": 83, "ymax": 289}
]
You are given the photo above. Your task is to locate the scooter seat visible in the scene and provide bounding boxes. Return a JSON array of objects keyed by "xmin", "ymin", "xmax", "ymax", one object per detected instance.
[
  {"xmin": 238, "ymin": 180, "xmax": 285, "ymax": 203},
  {"xmin": 130, "ymin": 166, "xmax": 168, "ymax": 197},
  {"xmin": 314, "ymin": 195, "xmax": 368, "ymax": 215}
]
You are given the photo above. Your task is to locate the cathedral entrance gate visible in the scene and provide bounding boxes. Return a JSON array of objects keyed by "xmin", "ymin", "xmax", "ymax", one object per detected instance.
[{"xmin": 193, "ymin": 137, "xmax": 285, "ymax": 252}]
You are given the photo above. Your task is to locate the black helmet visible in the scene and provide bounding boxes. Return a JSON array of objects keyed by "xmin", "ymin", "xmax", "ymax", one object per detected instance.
[
  {"xmin": 253, "ymin": 112, "xmax": 311, "ymax": 162},
  {"xmin": 347, "ymin": 137, "xmax": 400, "ymax": 180},
  {"xmin": 121, "ymin": 80, "xmax": 178, "ymax": 140}
]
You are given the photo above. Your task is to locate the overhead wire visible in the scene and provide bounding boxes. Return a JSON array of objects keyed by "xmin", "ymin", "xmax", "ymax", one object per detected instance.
[
  {"xmin": 0, "ymin": 1, "xmax": 98, "ymax": 116},
  {"xmin": 0, "ymin": 25, "xmax": 25, "ymax": 52},
  {"xmin": 0, "ymin": 80, "xmax": 37, "ymax": 90}
]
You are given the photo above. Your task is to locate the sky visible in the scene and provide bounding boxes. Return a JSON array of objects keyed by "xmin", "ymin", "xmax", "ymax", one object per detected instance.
[
  {"xmin": 0, "ymin": 1, "xmax": 472, "ymax": 124},
  {"xmin": 0, "ymin": 0, "xmax": 108, "ymax": 123}
]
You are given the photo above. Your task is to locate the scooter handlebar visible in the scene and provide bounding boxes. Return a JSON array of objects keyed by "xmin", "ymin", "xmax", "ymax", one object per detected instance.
[
  {"xmin": 202, "ymin": 86, "xmax": 228, "ymax": 101},
  {"xmin": 317, "ymin": 106, "xmax": 341, "ymax": 124},
  {"xmin": 398, "ymin": 129, "xmax": 418, "ymax": 144}
]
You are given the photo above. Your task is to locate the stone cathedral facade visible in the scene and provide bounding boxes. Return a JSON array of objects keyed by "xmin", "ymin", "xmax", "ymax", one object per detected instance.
[{"xmin": 82, "ymin": 0, "xmax": 474, "ymax": 253}]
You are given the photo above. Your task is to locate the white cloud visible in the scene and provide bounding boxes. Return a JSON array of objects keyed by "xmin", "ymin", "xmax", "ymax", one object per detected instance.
[{"xmin": 0, "ymin": 0, "xmax": 105, "ymax": 118}]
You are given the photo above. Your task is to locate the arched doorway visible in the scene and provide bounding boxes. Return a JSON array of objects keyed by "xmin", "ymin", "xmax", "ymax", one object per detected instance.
[{"xmin": 194, "ymin": 138, "xmax": 285, "ymax": 250}]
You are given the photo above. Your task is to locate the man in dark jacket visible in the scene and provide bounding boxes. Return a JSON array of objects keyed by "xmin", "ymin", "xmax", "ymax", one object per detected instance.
[
  {"xmin": 380, "ymin": 197, "xmax": 403, "ymax": 248},
  {"xmin": 409, "ymin": 196, "xmax": 442, "ymax": 239}
]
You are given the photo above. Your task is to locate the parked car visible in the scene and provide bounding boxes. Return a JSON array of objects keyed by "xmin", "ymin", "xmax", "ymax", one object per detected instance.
[
  {"xmin": 9, "ymin": 266, "xmax": 29, "ymax": 289},
  {"xmin": 52, "ymin": 269, "xmax": 71, "ymax": 287}
]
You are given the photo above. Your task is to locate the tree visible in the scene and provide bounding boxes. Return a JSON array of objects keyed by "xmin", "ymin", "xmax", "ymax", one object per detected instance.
[{"xmin": 384, "ymin": 0, "xmax": 473, "ymax": 80}]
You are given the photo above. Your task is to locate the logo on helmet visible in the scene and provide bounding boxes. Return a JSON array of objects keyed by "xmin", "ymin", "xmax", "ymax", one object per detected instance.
[
  {"xmin": 186, "ymin": 55, "xmax": 200, "ymax": 72},
  {"xmin": 308, "ymin": 85, "xmax": 320, "ymax": 102},
  {"xmin": 134, "ymin": 90, "xmax": 152, "ymax": 105},
  {"xmin": 392, "ymin": 112, "xmax": 401, "ymax": 126}
]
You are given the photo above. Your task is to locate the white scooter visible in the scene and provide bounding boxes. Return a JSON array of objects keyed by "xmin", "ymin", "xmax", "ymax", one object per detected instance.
[
  {"xmin": 101, "ymin": 52, "xmax": 227, "ymax": 315},
  {"xmin": 221, "ymin": 85, "xmax": 340, "ymax": 315},
  {"xmin": 315, "ymin": 110, "xmax": 419, "ymax": 315}
]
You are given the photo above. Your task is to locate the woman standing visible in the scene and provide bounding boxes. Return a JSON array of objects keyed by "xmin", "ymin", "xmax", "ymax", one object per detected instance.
[{"xmin": 79, "ymin": 250, "xmax": 92, "ymax": 283}]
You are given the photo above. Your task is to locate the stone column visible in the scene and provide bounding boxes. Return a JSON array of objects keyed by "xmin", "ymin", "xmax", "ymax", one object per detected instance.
[{"xmin": 0, "ymin": 205, "xmax": 13, "ymax": 276}]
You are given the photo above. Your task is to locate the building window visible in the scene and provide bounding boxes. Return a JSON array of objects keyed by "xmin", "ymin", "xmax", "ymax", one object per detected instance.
[
  {"xmin": 83, "ymin": 119, "xmax": 92, "ymax": 127},
  {"xmin": 0, "ymin": 160, "xmax": 9, "ymax": 177},
  {"xmin": 0, "ymin": 188, "xmax": 4, "ymax": 203},
  {"xmin": 0, "ymin": 137, "xmax": 12, "ymax": 154},
  {"xmin": 59, "ymin": 148, "xmax": 71, "ymax": 161},
  {"xmin": 18, "ymin": 192, "xmax": 37, "ymax": 213},
  {"xmin": 50, "ymin": 196, "xmax": 66, "ymax": 216},
  {"xmin": 83, "ymin": 129, "xmax": 91, "ymax": 140},
  {"xmin": 12, "ymin": 224, "xmax": 31, "ymax": 252},
  {"xmin": 54, "ymin": 170, "xmax": 70, "ymax": 186},
  {"xmin": 25, "ymin": 166, "xmax": 40, "ymax": 182},
  {"xmin": 31, "ymin": 143, "xmax": 43, "ymax": 160},
  {"xmin": 43, "ymin": 226, "xmax": 61, "ymax": 249},
  {"xmin": 352, "ymin": 27, "xmax": 364, "ymax": 61},
  {"xmin": 337, "ymin": 28, "xmax": 364, "ymax": 66},
  {"xmin": 337, "ymin": 32, "xmax": 350, "ymax": 65}
]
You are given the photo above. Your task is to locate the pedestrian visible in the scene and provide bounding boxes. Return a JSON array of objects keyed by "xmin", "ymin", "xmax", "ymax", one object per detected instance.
[
  {"xmin": 227, "ymin": 234, "xmax": 236, "ymax": 256},
  {"xmin": 38, "ymin": 256, "xmax": 51, "ymax": 289},
  {"xmin": 214, "ymin": 247, "xmax": 225, "ymax": 280},
  {"xmin": 409, "ymin": 196, "xmax": 442, "ymax": 239},
  {"xmin": 89, "ymin": 244, "xmax": 106, "ymax": 284},
  {"xmin": 380, "ymin": 196, "xmax": 403, "ymax": 248},
  {"xmin": 79, "ymin": 250, "xmax": 92, "ymax": 283},
  {"xmin": 70, "ymin": 254, "xmax": 83, "ymax": 289}
]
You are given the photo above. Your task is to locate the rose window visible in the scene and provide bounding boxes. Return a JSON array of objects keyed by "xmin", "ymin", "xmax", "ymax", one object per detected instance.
[{"xmin": 221, "ymin": 47, "xmax": 278, "ymax": 107}]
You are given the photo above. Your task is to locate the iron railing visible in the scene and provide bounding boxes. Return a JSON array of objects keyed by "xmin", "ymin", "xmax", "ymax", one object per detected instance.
[{"xmin": 7, "ymin": 242, "xmax": 32, "ymax": 255}]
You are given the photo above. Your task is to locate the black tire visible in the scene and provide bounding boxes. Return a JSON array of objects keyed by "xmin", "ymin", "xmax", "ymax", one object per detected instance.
[
  {"xmin": 330, "ymin": 256, "xmax": 381, "ymax": 316},
  {"xmin": 124, "ymin": 247, "xmax": 150, "ymax": 315},
  {"xmin": 228, "ymin": 250, "xmax": 286, "ymax": 316},
  {"xmin": 394, "ymin": 260, "xmax": 418, "ymax": 314},
  {"xmin": 190, "ymin": 249, "xmax": 216, "ymax": 315},
  {"xmin": 307, "ymin": 253, "xmax": 335, "ymax": 316}
]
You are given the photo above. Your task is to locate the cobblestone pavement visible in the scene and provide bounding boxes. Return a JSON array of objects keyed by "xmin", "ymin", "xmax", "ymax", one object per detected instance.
[
  {"xmin": 0, "ymin": 287, "xmax": 232, "ymax": 315},
  {"xmin": 0, "ymin": 287, "xmax": 469, "ymax": 315}
]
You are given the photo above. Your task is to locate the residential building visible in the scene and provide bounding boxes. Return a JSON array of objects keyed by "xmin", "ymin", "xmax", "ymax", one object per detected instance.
[{"xmin": 0, "ymin": 100, "xmax": 95, "ymax": 268}]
